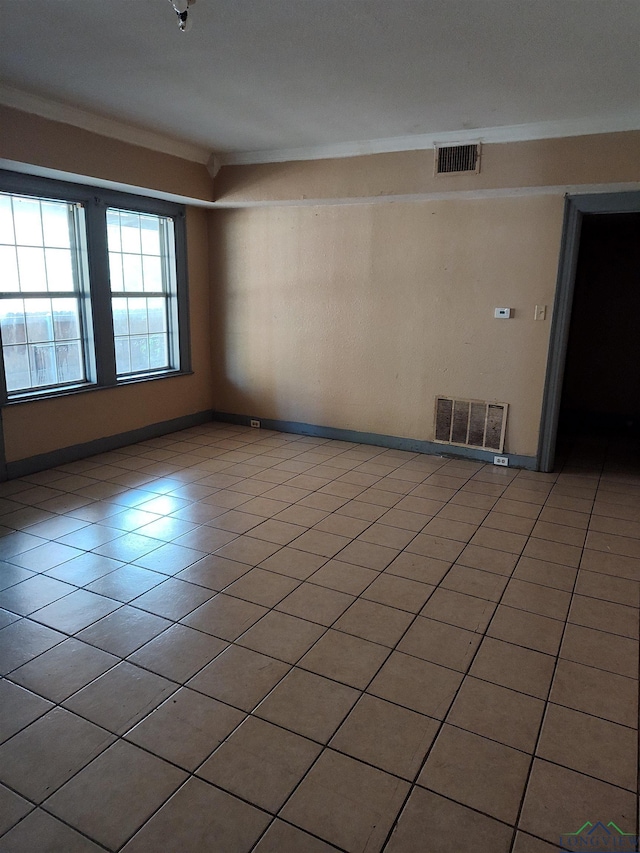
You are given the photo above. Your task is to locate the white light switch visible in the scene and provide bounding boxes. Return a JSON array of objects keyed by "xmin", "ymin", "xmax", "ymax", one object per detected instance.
[
  {"xmin": 494, "ymin": 308, "xmax": 512, "ymax": 319},
  {"xmin": 534, "ymin": 305, "xmax": 547, "ymax": 321}
]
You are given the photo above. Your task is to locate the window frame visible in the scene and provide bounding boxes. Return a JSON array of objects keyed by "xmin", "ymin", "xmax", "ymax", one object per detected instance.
[
  {"xmin": 107, "ymin": 207, "xmax": 181, "ymax": 379},
  {"xmin": 0, "ymin": 196, "xmax": 93, "ymax": 394},
  {"xmin": 0, "ymin": 170, "xmax": 191, "ymax": 405}
]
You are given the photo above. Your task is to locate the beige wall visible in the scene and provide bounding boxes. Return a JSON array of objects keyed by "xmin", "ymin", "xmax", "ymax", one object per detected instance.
[
  {"xmin": 211, "ymin": 130, "xmax": 640, "ymax": 463},
  {"xmin": 214, "ymin": 131, "xmax": 640, "ymax": 204},
  {"xmin": 0, "ymin": 105, "xmax": 213, "ymax": 202},
  {"xmin": 210, "ymin": 195, "xmax": 565, "ymax": 458}
]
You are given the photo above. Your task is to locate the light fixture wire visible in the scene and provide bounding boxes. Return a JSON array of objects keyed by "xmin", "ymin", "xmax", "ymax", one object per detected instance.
[{"xmin": 166, "ymin": 0, "xmax": 195, "ymax": 32}]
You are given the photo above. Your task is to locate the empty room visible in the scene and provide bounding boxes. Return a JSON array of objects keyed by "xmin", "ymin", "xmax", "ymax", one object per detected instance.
[{"xmin": 0, "ymin": 1, "xmax": 639, "ymax": 851}]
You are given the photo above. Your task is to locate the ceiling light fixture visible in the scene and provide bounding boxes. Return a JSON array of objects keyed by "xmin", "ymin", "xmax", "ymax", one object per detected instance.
[{"xmin": 167, "ymin": 0, "xmax": 195, "ymax": 32}]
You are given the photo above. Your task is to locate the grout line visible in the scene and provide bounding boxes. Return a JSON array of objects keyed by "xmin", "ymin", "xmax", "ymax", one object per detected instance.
[
  {"xmin": 376, "ymin": 516, "xmax": 542, "ymax": 849},
  {"xmin": 505, "ymin": 434, "xmax": 605, "ymax": 853},
  {"xmin": 1, "ymin": 424, "xmax": 639, "ymax": 850},
  {"xmin": 241, "ymin": 459, "xmax": 500, "ymax": 850}
]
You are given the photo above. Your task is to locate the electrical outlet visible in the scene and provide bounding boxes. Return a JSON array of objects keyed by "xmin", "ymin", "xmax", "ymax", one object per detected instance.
[
  {"xmin": 493, "ymin": 455, "xmax": 509, "ymax": 467},
  {"xmin": 250, "ymin": 419, "xmax": 260, "ymax": 428}
]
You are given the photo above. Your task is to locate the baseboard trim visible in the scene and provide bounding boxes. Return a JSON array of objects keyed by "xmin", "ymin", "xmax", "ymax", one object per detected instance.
[
  {"xmin": 4, "ymin": 410, "xmax": 214, "ymax": 480},
  {"xmin": 213, "ymin": 411, "xmax": 538, "ymax": 470}
]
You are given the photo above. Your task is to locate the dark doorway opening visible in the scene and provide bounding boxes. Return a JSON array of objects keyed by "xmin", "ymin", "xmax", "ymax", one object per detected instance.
[
  {"xmin": 555, "ymin": 212, "xmax": 640, "ymax": 463},
  {"xmin": 538, "ymin": 192, "xmax": 640, "ymax": 472}
]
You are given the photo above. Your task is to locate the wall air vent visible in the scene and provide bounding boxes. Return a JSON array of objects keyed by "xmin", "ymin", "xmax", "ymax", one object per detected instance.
[
  {"xmin": 434, "ymin": 397, "xmax": 507, "ymax": 452},
  {"xmin": 435, "ymin": 143, "xmax": 481, "ymax": 175}
]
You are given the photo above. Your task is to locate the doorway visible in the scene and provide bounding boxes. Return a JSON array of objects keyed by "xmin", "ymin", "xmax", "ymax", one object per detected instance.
[
  {"xmin": 560, "ymin": 212, "xmax": 640, "ymax": 438},
  {"xmin": 537, "ymin": 191, "xmax": 640, "ymax": 472}
]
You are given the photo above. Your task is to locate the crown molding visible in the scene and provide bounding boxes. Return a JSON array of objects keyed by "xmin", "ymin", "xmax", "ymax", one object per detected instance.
[
  {"xmin": 219, "ymin": 112, "xmax": 640, "ymax": 166},
  {"xmin": 207, "ymin": 153, "xmax": 223, "ymax": 179},
  {"xmin": 0, "ymin": 83, "xmax": 212, "ymax": 165}
]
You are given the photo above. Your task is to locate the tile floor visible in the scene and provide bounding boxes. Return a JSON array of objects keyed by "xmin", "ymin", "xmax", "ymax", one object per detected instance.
[{"xmin": 0, "ymin": 423, "xmax": 638, "ymax": 852}]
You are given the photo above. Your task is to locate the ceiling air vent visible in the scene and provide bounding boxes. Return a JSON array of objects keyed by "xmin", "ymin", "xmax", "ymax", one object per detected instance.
[
  {"xmin": 434, "ymin": 397, "xmax": 507, "ymax": 452},
  {"xmin": 435, "ymin": 143, "xmax": 481, "ymax": 175}
]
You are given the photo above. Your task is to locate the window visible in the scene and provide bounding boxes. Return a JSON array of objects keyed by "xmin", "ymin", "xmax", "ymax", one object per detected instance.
[
  {"xmin": 0, "ymin": 194, "xmax": 90, "ymax": 393},
  {"xmin": 0, "ymin": 171, "xmax": 190, "ymax": 402},
  {"xmin": 107, "ymin": 209, "xmax": 178, "ymax": 377}
]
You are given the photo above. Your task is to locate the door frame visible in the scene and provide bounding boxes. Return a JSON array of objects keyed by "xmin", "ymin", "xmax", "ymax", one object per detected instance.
[{"xmin": 537, "ymin": 190, "xmax": 640, "ymax": 473}]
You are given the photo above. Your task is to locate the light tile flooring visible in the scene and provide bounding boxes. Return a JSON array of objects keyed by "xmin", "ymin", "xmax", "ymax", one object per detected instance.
[{"xmin": 0, "ymin": 423, "xmax": 638, "ymax": 852}]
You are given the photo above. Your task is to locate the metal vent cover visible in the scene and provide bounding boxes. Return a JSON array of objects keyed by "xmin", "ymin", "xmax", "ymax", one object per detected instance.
[
  {"xmin": 435, "ymin": 143, "xmax": 481, "ymax": 175},
  {"xmin": 434, "ymin": 397, "xmax": 507, "ymax": 452}
]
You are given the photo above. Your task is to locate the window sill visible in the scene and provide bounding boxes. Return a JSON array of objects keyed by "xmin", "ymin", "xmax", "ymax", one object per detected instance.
[{"xmin": 3, "ymin": 369, "xmax": 194, "ymax": 406}]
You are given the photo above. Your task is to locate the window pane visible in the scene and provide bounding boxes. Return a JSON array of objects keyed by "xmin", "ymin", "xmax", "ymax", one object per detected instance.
[
  {"xmin": 128, "ymin": 298, "xmax": 148, "ymax": 335},
  {"xmin": 120, "ymin": 212, "xmax": 141, "ymax": 253},
  {"xmin": 129, "ymin": 336, "xmax": 149, "ymax": 373},
  {"xmin": 17, "ymin": 246, "xmax": 47, "ymax": 292},
  {"xmin": 41, "ymin": 202, "xmax": 71, "ymax": 248},
  {"xmin": 109, "ymin": 253, "xmax": 124, "ymax": 292},
  {"xmin": 45, "ymin": 248, "xmax": 75, "ymax": 292},
  {"xmin": 122, "ymin": 254, "xmax": 143, "ymax": 292},
  {"xmin": 0, "ymin": 293, "xmax": 85, "ymax": 390},
  {"xmin": 0, "ymin": 300, "xmax": 27, "ymax": 344},
  {"xmin": 0, "ymin": 246, "xmax": 19, "ymax": 291},
  {"xmin": 106, "ymin": 210, "xmax": 121, "ymax": 252},
  {"xmin": 114, "ymin": 338, "xmax": 131, "ymax": 374},
  {"xmin": 140, "ymin": 215, "xmax": 161, "ymax": 255},
  {"xmin": 29, "ymin": 343, "xmax": 56, "ymax": 387},
  {"xmin": 0, "ymin": 195, "xmax": 15, "ymax": 244},
  {"xmin": 148, "ymin": 334, "xmax": 168, "ymax": 369},
  {"xmin": 3, "ymin": 343, "xmax": 31, "ymax": 392},
  {"xmin": 147, "ymin": 297, "xmax": 167, "ymax": 333},
  {"xmin": 55, "ymin": 340, "xmax": 84, "ymax": 383},
  {"xmin": 25, "ymin": 298, "xmax": 53, "ymax": 343},
  {"xmin": 112, "ymin": 293, "xmax": 169, "ymax": 376},
  {"xmin": 13, "ymin": 198, "xmax": 42, "ymax": 246},
  {"xmin": 112, "ymin": 297, "xmax": 129, "ymax": 336},
  {"xmin": 142, "ymin": 255, "xmax": 163, "ymax": 292},
  {"xmin": 53, "ymin": 298, "xmax": 81, "ymax": 341}
]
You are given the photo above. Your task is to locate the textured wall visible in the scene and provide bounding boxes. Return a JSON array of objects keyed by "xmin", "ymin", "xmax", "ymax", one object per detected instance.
[
  {"xmin": 214, "ymin": 131, "xmax": 640, "ymax": 204},
  {"xmin": 210, "ymin": 195, "xmax": 564, "ymax": 457}
]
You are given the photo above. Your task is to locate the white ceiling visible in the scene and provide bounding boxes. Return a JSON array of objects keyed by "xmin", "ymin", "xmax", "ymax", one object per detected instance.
[{"xmin": 1, "ymin": 0, "xmax": 639, "ymax": 165}]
